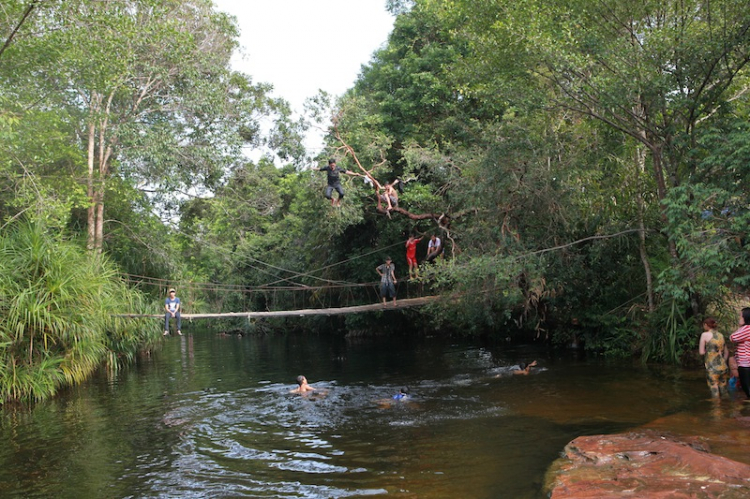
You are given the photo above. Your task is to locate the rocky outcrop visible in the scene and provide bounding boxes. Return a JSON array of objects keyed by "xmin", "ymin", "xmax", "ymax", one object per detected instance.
[{"xmin": 545, "ymin": 430, "xmax": 750, "ymax": 498}]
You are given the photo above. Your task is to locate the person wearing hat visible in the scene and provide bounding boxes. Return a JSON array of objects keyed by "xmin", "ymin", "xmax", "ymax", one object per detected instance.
[
  {"xmin": 315, "ymin": 158, "xmax": 356, "ymax": 207},
  {"xmin": 376, "ymin": 256, "xmax": 397, "ymax": 306},
  {"xmin": 164, "ymin": 288, "xmax": 182, "ymax": 336}
]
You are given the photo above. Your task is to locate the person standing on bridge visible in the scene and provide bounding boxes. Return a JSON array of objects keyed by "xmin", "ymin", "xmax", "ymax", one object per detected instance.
[
  {"xmin": 164, "ymin": 288, "xmax": 182, "ymax": 336},
  {"xmin": 376, "ymin": 256, "xmax": 397, "ymax": 306}
]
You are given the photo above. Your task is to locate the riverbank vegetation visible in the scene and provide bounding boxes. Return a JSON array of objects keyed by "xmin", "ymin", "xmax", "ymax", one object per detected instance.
[
  {"xmin": 2, "ymin": 0, "xmax": 750, "ymax": 400},
  {"xmin": 0, "ymin": 221, "xmax": 158, "ymax": 403}
]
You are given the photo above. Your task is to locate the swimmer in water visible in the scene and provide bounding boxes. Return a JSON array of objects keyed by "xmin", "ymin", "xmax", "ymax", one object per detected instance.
[
  {"xmin": 377, "ymin": 387, "xmax": 412, "ymax": 408},
  {"xmin": 512, "ymin": 360, "xmax": 538, "ymax": 375},
  {"xmin": 289, "ymin": 375, "xmax": 316, "ymax": 394},
  {"xmin": 392, "ymin": 387, "xmax": 409, "ymax": 400}
]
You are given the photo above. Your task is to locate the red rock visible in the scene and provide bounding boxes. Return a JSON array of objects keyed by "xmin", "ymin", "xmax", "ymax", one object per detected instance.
[{"xmin": 545, "ymin": 430, "xmax": 750, "ymax": 498}]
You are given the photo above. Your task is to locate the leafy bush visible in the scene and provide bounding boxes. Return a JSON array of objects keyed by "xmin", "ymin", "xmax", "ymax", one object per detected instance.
[{"xmin": 0, "ymin": 220, "xmax": 157, "ymax": 404}]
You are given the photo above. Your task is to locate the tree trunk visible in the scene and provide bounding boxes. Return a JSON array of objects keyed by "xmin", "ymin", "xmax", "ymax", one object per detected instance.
[
  {"xmin": 94, "ymin": 136, "xmax": 113, "ymax": 253},
  {"xmin": 86, "ymin": 120, "xmax": 96, "ymax": 251},
  {"xmin": 645, "ymin": 136, "xmax": 679, "ymax": 260},
  {"xmin": 635, "ymin": 145, "xmax": 655, "ymax": 313},
  {"xmin": 94, "ymin": 190, "xmax": 104, "ymax": 254}
]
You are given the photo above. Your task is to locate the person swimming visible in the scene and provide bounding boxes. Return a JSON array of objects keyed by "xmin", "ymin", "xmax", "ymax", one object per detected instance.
[
  {"xmin": 392, "ymin": 387, "xmax": 409, "ymax": 400},
  {"xmin": 377, "ymin": 387, "xmax": 411, "ymax": 409},
  {"xmin": 512, "ymin": 360, "xmax": 538, "ymax": 375},
  {"xmin": 289, "ymin": 375, "xmax": 316, "ymax": 394}
]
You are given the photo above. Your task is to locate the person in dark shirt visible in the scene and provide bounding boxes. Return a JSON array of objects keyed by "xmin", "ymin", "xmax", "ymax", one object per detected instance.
[
  {"xmin": 316, "ymin": 158, "xmax": 356, "ymax": 207},
  {"xmin": 376, "ymin": 256, "xmax": 397, "ymax": 305}
]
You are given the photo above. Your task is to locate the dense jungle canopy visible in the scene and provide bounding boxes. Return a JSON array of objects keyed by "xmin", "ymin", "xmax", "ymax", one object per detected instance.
[{"xmin": 2, "ymin": 0, "xmax": 750, "ymax": 401}]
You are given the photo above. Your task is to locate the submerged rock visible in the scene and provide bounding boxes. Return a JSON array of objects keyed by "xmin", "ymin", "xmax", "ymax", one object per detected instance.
[{"xmin": 545, "ymin": 430, "xmax": 750, "ymax": 498}]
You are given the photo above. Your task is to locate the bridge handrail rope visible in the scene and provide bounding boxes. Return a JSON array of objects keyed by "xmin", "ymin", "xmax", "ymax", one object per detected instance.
[
  {"xmin": 119, "ymin": 226, "xmax": 648, "ymax": 318},
  {"xmin": 123, "ymin": 273, "xmax": 326, "ymax": 292},
  {"xmin": 260, "ymin": 240, "xmax": 407, "ymax": 287},
  {"xmin": 125, "ymin": 229, "xmax": 644, "ymax": 297},
  {"xmin": 123, "ymin": 239, "xmax": 410, "ymax": 293},
  {"xmin": 123, "ymin": 275, "xmax": 408, "ymax": 293}
]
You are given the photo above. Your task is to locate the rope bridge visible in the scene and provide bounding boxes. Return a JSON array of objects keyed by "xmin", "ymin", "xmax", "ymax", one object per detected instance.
[
  {"xmin": 123, "ymin": 274, "xmax": 439, "ymax": 318},
  {"xmin": 122, "ymin": 238, "xmax": 442, "ymax": 317},
  {"xmin": 121, "ymin": 295, "xmax": 441, "ymax": 319}
]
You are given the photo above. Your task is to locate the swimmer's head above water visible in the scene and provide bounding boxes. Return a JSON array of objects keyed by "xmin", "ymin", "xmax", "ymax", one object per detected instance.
[
  {"xmin": 290, "ymin": 375, "xmax": 316, "ymax": 394},
  {"xmin": 393, "ymin": 387, "xmax": 409, "ymax": 400},
  {"xmin": 513, "ymin": 360, "xmax": 538, "ymax": 375}
]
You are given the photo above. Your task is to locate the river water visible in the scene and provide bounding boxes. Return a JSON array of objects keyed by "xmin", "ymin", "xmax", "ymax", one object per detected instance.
[{"xmin": 0, "ymin": 330, "xmax": 747, "ymax": 498}]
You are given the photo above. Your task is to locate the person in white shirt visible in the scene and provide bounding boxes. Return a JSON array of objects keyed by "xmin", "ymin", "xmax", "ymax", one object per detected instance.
[{"xmin": 426, "ymin": 234, "xmax": 442, "ymax": 263}]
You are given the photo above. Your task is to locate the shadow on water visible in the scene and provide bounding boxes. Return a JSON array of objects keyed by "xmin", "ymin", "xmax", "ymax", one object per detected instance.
[{"xmin": 0, "ymin": 331, "xmax": 749, "ymax": 498}]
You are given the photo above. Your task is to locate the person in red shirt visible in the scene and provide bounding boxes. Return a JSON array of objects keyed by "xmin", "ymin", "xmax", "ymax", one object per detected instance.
[
  {"xmin": 729, "ymin": 307, "xmax": 750, "ymax": 398},
  {"xmin": 405, "ymin": 234, "xmax": 423, "ymax": 280}
]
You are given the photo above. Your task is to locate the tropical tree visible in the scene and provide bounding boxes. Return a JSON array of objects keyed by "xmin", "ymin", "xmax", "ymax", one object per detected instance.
[{"xmin": 0, "ymin": 0, "xmax": 297, "ymax": 254}]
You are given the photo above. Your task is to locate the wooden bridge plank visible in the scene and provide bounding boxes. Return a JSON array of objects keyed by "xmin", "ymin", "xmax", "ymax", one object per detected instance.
[{"xmin": 120, "ymin": 295, "xmax": 441, "ymax": 319}]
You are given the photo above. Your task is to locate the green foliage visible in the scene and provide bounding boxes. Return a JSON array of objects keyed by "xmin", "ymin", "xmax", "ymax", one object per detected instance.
[
  {"xmin": 0, "ymin": 220, "xmax": 157, "ymax": 404},
  {"xmin": 3, "ymin": 0, "xmax": 750, "ymax": 368},
  {"xmin": 641, "ymin": 299, "xmax": 695, "ymax": 364},
  {"xmin": 568, "ymin": 313, "xmax": 639, "ymax": 359}
]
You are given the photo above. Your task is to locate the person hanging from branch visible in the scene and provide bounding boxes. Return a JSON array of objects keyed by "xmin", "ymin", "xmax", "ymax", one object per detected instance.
[
  {"xmin": 331, "ymin": 128, "xmax": 455, "ymax": 225},
  {"xmin": 315, "ymin": 158, "xmax": 358, "ymax": 207},
  {"xmin": 379, "ymin": 181, "xmax": 399, "ymax": 211}
]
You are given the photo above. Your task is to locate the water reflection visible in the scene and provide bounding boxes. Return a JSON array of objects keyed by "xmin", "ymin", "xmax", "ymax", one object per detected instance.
[{"xmin": 1, "ymin": 332, "xmax": 749, "ymax": 498}]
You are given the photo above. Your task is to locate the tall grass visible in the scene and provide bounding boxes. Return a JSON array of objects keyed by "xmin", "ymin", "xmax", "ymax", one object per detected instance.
[{"xmin": 0, "ymin": 221, "xmax": 158, "ymax": 404}]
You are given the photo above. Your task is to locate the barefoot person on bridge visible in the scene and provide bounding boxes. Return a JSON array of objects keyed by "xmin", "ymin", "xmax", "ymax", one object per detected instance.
[{"xmin": 376, "ymin": 256, "xmax": 397, "ymax": 306}]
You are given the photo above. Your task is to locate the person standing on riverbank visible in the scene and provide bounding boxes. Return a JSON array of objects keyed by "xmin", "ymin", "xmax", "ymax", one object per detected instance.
[
  {"xmin": 730, "ymin": 307, "xmax": 750, "ymax": 399},
  {"xmin": 376, "ymin": 256, "xmax": 397, "ymax": 305},
  {"xmin": 729, "ymin": 307, "xmax": 750, "ymax": 399},
  {"xmin": 164, "ymin": 288, "xmax": 182, "ymax": 336},
  {"xmin": 698, "ymin": 317, "xmax": 729, "ymax": 398}
]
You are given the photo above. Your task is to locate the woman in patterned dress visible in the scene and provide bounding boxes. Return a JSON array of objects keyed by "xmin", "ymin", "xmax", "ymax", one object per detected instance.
[{"xmin": 698, "ymin": 317, "xmax": 729, "ymax": 398}]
